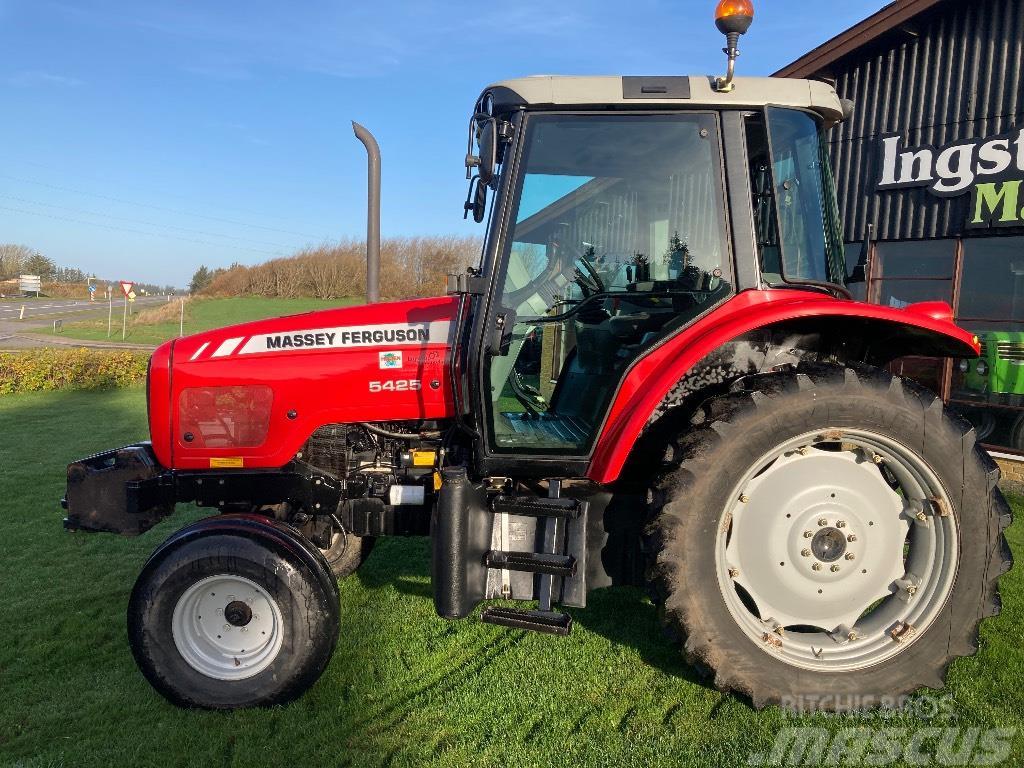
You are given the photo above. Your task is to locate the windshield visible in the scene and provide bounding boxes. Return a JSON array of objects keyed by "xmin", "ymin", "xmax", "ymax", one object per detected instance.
[
  {"xmin": 754, "ymin": 107, "xmax": 845, "ymax": 287},
  {"xmin": 502, "ymin": 113, "xmax": 730, "ymax": 318},
  {"xmin": 486, "ymin": 112, "xmax": 732, "ymax": 454}
]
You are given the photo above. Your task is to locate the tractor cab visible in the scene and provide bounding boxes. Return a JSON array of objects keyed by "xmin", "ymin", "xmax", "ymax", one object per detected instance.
[{"xmin": 456, "ymin": 75, "xmax": 850, "ymax": 472}]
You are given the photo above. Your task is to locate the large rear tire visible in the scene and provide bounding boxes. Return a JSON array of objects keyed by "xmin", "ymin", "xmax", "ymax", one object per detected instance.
[
  {"xmin": 646, "ymin": 365, "xmax": 1012, "ymax": 710},
  {"xmin": 128, "ymin": 514, "xmax": 340, "ymax": 709}
]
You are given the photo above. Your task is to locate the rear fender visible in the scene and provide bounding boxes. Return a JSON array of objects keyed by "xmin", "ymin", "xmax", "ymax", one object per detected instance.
[{"xmin": 586, "ymin": 290, "xmax": 979, "ymax": 485}]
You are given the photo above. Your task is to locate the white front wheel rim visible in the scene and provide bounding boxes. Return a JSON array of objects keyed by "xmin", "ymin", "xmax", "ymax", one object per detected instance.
[{"xmin": 171, "ymin": 574, "xmax": 284, "ymax": 681}]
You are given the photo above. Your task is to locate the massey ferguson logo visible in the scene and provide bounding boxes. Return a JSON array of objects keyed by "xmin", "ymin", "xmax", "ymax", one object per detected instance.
[
  {"xmin": 232, "ymin": 321, "xmax": 450, "ymax": 356},
  {"xmin": 263, "ymin": 328, "xmax": 429, "ymax": 350}
]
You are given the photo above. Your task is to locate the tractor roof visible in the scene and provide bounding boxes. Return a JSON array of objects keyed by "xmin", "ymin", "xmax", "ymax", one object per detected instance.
[{"xmin": 480, "ymin": 75, "xmax": 845, "ymax": 125}]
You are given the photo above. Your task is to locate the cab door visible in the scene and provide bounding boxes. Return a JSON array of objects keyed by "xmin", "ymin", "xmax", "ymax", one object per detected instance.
[{"xmin": 475, "ymin": 111, "xmax": 734, "ymax": 472}]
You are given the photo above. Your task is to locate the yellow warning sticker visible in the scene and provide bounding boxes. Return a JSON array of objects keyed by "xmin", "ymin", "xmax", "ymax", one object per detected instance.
[
  {"xmin": 411, "ymin": 450, "xmax": 437, "ymax": 467},
  {"xmin": 209, "ymin": 457, "xmax": 244, "ymax": 468}
]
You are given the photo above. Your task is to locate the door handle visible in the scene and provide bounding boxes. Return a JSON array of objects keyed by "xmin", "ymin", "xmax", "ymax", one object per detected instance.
[{"xmin": 489, "ymin": 310, "xmax": 516, "ymax": 356}]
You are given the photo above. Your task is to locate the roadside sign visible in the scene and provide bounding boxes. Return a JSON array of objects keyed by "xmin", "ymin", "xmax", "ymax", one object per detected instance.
[
  {"xmin": 19, "ymin": 274, "xmax": 41, "ymax": 294},
  {"xmin": 119, "ymin": 281, "xmax": 134, "ymax": 298}
]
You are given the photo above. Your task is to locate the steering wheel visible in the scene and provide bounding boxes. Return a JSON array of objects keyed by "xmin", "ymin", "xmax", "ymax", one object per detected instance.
[
  {"xmin": 574, "ymin": 251, "xmax": 606, "ymax": 295},
  {"xmin": 503, "ymin": 241, "xmax": 607, "ymax": 309}
]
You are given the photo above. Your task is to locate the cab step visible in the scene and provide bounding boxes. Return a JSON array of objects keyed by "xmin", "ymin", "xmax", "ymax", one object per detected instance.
[
  {"xmin": 480, "ymin": 607, "xmax": 573, "ymax": 636},
  {"xmin": 485, "ymin": 550, "xmax": 577, "ymax": 577},
  {"xmin": 490, "ymin": 495, "xmax": 583, "ymax": 519}
]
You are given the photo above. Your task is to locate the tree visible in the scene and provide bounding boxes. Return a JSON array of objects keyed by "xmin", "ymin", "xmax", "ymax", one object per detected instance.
[
  {"xmin": 22, "ymin": 251, "xmax": 56, "ymax": 280},
  {"xmin": 189, "ymin": 265, "xmax": 212, "ymax": 294},
  {"xmin": 0, "ymin": 244, "xmax": 35, "ymax": 279}
]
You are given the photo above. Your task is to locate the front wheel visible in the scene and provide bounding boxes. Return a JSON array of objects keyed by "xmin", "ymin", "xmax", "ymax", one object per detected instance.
[
  {"xmin": 646, "ymin": 365, "xmax": 1012, "ymax": 710},
  {"xmin": 128, "ymin": 514, "xmax": 340, "ymax": 709}
]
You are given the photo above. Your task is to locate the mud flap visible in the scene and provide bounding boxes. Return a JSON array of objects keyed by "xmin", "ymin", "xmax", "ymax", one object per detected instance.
[{"xmin": 431, "ymin": 467, "xmax": 491, "ymax": 619}]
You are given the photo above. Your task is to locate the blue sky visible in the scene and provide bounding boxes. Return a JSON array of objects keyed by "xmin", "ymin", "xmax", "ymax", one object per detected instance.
[{"xmin": 0, "ymin": 1, "xmax": 882, "ymax": 287}]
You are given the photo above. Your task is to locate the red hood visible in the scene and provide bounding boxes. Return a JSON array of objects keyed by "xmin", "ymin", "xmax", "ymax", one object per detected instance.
[{"xmin": 150, "ymin": 296, "xmax": 459, "ymax": 470}]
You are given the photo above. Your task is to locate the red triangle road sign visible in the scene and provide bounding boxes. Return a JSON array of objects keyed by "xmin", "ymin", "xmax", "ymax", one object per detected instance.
[{"xmin": 120, "ymin": 281, "xmax": 134, "ymax": 298}]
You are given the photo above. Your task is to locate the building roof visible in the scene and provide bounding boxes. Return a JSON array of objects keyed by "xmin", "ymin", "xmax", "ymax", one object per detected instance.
[
  {"xmin": 479, "ymin": 75, "xmax": 845, "ymax": 125},
  {"xmin": 773, "ymin": 0, "xmax": 948, "ymax": 78}
]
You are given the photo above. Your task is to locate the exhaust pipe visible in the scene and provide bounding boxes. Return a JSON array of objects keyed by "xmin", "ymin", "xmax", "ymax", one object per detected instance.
[{"xmin": 352, "ymin": 121, "xmax": 381, "ymax": 303}]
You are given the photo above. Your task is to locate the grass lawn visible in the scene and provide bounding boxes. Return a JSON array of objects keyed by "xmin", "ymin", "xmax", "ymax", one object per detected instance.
[
  {"xmin": 49, "ymin": 297, "xmax": 358, "ymax": 345},
  {"xmin": 1, "ymin": 387, "xmax": 1022, "ymax": 768}
]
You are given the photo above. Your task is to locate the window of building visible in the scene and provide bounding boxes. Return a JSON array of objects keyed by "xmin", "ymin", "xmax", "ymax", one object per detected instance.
[
  {"xmin": 868, "ymin": 239, "xmax": 956, "ymax": 307},
  {"xmin": 866, "ymin": 239, "xmax": 958, "ymax": 418}
]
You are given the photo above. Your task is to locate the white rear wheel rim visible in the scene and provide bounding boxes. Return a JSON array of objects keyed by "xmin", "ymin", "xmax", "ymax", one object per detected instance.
[
  {"xmin": 715, "ymin": 428, "xmax": 959, "ymax": 672},
  {"xmin": 171, "ymin": 574, "xmax": 284, "ymax": 681}
]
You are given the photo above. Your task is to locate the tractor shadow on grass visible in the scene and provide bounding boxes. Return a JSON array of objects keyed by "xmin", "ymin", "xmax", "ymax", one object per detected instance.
[
  {"xmin": 570, "ymin": 587, "xmax": 707, "ymax": 687},
  {"xmin": 354, "ymin": 537, "xmax": 434, "ymax": 599},
  {"xmin": 354, "ymin": 538, "xmax": 706, "ymax": 689}
]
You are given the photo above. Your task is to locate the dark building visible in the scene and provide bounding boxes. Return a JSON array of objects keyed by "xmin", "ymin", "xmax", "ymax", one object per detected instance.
[{"xmin": 778, "ymin": 0, "xmax": 1024, "ymax": 457}]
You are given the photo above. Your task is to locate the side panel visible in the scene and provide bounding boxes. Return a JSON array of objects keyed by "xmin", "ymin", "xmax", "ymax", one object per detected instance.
[
  {"xmin": 586, "ymin": 289, "xmax": 980, "ymax": 484},
  {"xmin": 166, "ymin": 297, "xmax": 458, "ymax": 470}
]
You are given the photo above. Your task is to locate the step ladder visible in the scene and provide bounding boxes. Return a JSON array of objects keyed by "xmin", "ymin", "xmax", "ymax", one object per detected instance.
[{"xmin": 480, "ymin": 480, "xmax": 587, "ymax": 636}]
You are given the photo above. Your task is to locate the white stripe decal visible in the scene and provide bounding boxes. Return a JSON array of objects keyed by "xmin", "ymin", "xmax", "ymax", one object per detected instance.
[
  {"xmin": 211, "ymin": 337, "xmax": 244, "ymax": 358},
  {"xmin": 189, "ymin": 342, "xmax": 210, "ymax": 361},
  {"xmin": 236, "ymin": 321, "xmax": 453, "ymax": 355}
]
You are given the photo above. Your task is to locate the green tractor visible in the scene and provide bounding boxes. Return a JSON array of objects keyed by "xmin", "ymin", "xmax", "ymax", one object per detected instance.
[{"xmin": 957, "ymin": 331, "xmax": 1024, "ymax": 447}]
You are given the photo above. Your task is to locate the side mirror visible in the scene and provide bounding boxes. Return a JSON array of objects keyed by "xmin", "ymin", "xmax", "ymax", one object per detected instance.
[{"xmin": 476, "ymin": 118, "xmax": 497, "ymax": 186}]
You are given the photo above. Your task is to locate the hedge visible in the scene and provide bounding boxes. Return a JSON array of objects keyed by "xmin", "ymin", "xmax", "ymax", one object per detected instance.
[{"xmin": 0, "ymin": 348, "xmax": 149, "ymax": 395}]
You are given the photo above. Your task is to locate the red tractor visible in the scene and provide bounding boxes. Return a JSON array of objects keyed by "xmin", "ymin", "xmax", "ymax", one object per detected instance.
[{"xmin": 64, "ymin": 3, "xmax": 1011, "ymax": 711}]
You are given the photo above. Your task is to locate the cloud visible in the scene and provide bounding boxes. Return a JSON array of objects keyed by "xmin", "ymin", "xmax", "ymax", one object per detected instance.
[{"xmin": 7, "ymin": 70, "xmax": 84, "ymax": 87}]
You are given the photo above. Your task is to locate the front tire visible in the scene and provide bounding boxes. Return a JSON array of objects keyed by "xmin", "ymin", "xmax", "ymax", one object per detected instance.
[
  {"xmin": 319, "ymin": 527, "xmax": 375, "ymax": 579},
  {"xmin": 646, "ymin": 365, "xmax": 1012, "ymax": 710},
  {"xmin": 128, "ymin": 514, "xmax": 340, "ymax": 709}
]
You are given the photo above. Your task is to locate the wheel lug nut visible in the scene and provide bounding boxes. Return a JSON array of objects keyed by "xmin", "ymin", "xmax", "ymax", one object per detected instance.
[
  {"xmin": 845, "ymin": 553, "xmax": 855, "ymax": 561},
  {"xmin": 799, "ymin": 446, "xmax": 810, "ymax": 455},
  {"xmin": 803, "ymin": 530, "xmax": 814, "ymax": 538},
  {"xmin": 818, "ymin": 518, "xmax": 828, "ymax": 526},
  {"xmin": 830, "ymin": 565, "xmax": 841, "ymax": 572},
  {"xmin": 812, "ymin": 563, "xmax": 822, "ymax": 571},
  {"xmin": 916, "ymin": 511, "xmax": 928, "ymax": 522},
  {"xmin": 847, "ymin": 534, "xmax": 857, "ymax": 542},
  {"xmin": 873, "ymin": 453, "xmax": 884, "ymax": 464},
  {"xmin": 739, "ymin": 494, "xmax": 750, "ymax": 503},
  {"xmin": 836, "ymin": 521, "xmax": 846, "ymax": 528},
  {"xmin": 223, "ymin": 624, "xmax": 231, "ymax": 630},
  {"xmin": 848, "ymin": 631, "xmax": 858, "ymax": 641},
  {"xmin": 801, "ymin": 548, "xmax": 812, "ymax": 557},
  {"xmin": 728, "ymin": 567, "xmax": 739, "ymax": 578}
]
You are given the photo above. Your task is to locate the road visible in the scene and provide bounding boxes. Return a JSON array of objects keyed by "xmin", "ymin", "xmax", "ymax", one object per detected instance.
[{"xmin": 0, "ymin": 296, "xmax": 165, "ymax": 349}]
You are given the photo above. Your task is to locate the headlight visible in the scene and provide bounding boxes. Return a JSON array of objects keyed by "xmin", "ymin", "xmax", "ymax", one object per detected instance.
[
  {"xmin": 959, "ymin": 359, "xmax": 970, "ymax": 373},
  {"xmin": 977, "ymin": 360, "xmax": 989, "ymax": 376}
]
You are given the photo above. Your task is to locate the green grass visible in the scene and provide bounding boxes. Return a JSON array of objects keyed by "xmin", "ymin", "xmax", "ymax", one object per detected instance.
[
  {"xmin": 51, "ymin": 297, "xmax": 358, "ymax": 345},
  {"xmin": 1, "ymin": 388, "xmax": 1022, "ymax": 768}
]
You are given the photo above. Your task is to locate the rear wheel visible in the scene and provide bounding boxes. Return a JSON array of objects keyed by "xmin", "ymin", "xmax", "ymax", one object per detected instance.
[
  {"xmin": 128, "ymin": 514, "xmax": 340, "ymax": 709},
  {"xmin": 646, "ymin": 365, "xmax": 1012, "ymax": 709}
]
